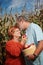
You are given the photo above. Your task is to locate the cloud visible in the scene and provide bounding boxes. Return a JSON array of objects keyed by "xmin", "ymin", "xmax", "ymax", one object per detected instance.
[
  {"xmin": 8, "ymin": 0, "xmax": 36, "ymax": 11},
  {"xmin": 40, "ymin": 0, "xmax": 43, "ymax": 4},
  {"xmin": 6, "ymin": 0, "xmax": 43, "ymax": 13},
  {"xmin": 8, "ymin": 0, "xmax": 25, "ymax": 10}
]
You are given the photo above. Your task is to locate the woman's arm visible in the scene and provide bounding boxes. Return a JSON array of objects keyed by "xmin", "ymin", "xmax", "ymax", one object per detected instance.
[{"xmin": 6, "ymin": 41, "xmax": 23, "ymax": 57}]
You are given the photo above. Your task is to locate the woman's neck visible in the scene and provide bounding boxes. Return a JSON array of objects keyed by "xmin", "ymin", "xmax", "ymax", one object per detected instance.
[{"xmin": 13, "ymin": 37, "xmax": 19, "ymax": 42}]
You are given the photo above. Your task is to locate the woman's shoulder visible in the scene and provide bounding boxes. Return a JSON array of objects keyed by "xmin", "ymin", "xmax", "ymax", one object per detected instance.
[
  {"xmin": 6, "ymin": 40, "xmax": 19, "ymax": 45},
  {"xmin": 6, "ymin": 40, "xmax": 13, "ymax": 45}
]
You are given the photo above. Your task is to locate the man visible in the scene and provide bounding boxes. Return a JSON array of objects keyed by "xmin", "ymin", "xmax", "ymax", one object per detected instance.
[{"xmin": 16, "ymin": 16, "xmax": 43, "ymax": 65}]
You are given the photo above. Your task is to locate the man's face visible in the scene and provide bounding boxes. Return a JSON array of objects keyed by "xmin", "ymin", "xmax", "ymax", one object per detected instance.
[{"xmin": 17, "ymin": 20, "xmax": 25, "ymax": 30}]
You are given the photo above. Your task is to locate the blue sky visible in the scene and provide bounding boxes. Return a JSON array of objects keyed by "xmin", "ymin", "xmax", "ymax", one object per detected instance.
[{"xmin": 0, "ymin": 0, "xmax": 43, "ymax": 14}]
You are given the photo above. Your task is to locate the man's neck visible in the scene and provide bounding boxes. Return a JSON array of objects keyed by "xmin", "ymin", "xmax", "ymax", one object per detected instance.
[{"xmin": 25, "ymin": 22, "xmax": 31, "ymax": 29}]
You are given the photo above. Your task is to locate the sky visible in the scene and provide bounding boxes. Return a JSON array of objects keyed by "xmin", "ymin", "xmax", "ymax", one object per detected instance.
[{"xmin": 0, "ymin": 0, "xmax": 43, "ymax": 14}]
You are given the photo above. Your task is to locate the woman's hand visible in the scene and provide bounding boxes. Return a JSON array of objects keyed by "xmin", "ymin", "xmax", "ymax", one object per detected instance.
[
  {"xmin": 20, "ymin": 34, "xmax": 27, "ymax": 46},
  {"xmin": 22, "ymin": 34, "xmax": 27, "ymax": 43}
]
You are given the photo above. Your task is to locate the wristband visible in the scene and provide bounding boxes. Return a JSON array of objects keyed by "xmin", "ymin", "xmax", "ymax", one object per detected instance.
[{"xmin": 33, "ymin": 54, "xmax": 38, "ymax": 59}]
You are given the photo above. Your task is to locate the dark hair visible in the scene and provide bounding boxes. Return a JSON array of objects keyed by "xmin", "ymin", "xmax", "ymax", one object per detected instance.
[
  {"xmin": 0, "ymin": 33, "xmax": 5, "ymax": 41},
  {"xmin": 16, "ymin": 16, "xmax": 28, "ymax": 22}
]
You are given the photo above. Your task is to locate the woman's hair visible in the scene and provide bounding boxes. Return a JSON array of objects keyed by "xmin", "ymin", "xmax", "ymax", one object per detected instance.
[{"xmin": 8, "ymin": 26, "xmax": 19, "ymax": 36}]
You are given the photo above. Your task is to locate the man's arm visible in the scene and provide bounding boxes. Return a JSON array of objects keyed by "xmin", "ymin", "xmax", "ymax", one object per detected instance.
[
  {"xmin": 33, "ymin": 40, "xmax": 43, "ymax": 57},
  {"xmin": 27, "ymin": 40, "xmax": 43, "ymax": 60}
]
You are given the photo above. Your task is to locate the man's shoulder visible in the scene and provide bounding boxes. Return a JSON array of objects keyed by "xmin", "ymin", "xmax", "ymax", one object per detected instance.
[
  {"xmin": 31, "ymin": 23, "xmax": 41, "ymax": 30},
  {"xmin": 31, "ymin": 23, "xmax": 39, "ymax": 27}
]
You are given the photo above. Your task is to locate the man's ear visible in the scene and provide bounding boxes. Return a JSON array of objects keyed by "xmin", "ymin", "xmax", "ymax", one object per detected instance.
[{"xmin": 20, "ymin": 21, "xmax": 23, "ymax": 24}]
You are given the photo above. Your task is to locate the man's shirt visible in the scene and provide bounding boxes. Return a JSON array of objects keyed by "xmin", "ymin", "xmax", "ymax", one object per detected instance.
[{"xmin": 26, "ymin": 22, "xmax": 43, "ymax": 65}]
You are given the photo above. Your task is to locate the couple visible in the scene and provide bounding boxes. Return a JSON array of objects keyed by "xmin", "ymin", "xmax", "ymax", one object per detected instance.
[{"xmin": 5, "ymin": 16, "xmax": 43, "ymax": 65}]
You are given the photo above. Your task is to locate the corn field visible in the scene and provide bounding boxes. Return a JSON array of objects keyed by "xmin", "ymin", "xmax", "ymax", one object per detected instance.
[{"xmin": 0, "ymin": 8, "xmax": 43, "ymax": 65}]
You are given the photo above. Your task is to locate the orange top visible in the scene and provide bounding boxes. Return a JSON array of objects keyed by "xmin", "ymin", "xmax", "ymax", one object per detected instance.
[{"xmin": 5, "ymin": 40, "xmax": 25, "ymax": 65}]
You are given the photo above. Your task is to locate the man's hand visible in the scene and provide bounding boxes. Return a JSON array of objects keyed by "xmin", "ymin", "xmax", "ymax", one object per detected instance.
[
  {"xmin": 27, "ymin": 54, "xmax": 35, "ymax": 61},
  {"xmin": 27, "ymin": 40, "xmax": 43, "ymax": 61}
]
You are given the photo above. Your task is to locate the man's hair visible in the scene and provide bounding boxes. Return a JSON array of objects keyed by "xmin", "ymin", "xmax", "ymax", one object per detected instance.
[{"xmin": 16, "ymin": 16, "xmax": 28, "ymax": 22}]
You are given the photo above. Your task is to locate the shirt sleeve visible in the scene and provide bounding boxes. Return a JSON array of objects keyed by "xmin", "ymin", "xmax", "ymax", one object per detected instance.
[
  {"xmin": 6, "ymin": 41, "xmax": 23, "ymax": 57},
  {"xmin": 34, "ymin": 25, "xmax": 43, "ymax": 41}
]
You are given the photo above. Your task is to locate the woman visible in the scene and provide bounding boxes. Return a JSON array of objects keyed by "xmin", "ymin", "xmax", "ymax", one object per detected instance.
[{"xmin": 5, "ymin": 26, "xmax": 26, "ymax": 65}]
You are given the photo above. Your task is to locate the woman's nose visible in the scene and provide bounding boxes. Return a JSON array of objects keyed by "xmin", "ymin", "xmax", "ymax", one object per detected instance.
[{"xmin": 19, "ymin": 31, "xmax": 20, "ymax": 33}]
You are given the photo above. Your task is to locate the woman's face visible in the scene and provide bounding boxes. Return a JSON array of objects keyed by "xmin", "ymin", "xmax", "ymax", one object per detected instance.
[{"xmin": 13, "ymin": 28, "xmax": 21, "ymax": 37}]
